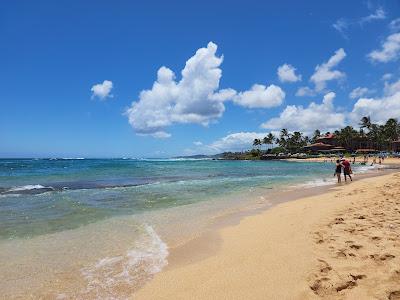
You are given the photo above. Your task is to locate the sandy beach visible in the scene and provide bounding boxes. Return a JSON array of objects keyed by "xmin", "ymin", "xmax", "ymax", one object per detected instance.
[{"xmin": 134, "ymin": 169, "xmax": 400, "ymax": 299}]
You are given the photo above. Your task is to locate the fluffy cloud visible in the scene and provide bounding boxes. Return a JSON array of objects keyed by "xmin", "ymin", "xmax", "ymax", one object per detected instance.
[
  {"xmin": 390, "ymin": 18, "xmax": 400, "ymax": 31},
  {"xmin": 384, "ymin": 79, "xmax": 400, "ymax": 96},
  {"xmin": 310, "ymin": 48, "xmax": 346, "ymax": 92},
  {"xmin": 125, "ymin": 42, "xmax": 229, "ymax": 138},
  {"xmin": 233, "ymin": 84, "xmax": 285, "ymax": 108},
  {"xmin": 368, "ymin": 33, "xmax": 400, "ymax": 63},
  {"xmin": 197, "ymin": 132, "xmax": 269, "ymax": 154},
  {"xmin": 261, "ymin": 92, "xmax": 346, "ymax": 133},
  {"xmin": 91, "ymin": 80, "xmax": 113, "ymax": 100},
  {"xmin": 382, "ymin": 73, "xmax": 393, "ymax": 81},
  {"xmin": 209, "ymin": 132, "xmax": 267, "ymax": 152},
  {"xmin": 295, "ymin": 86, "xmax": 316, "ymax": 97},
  {"xmin": 126, "ymin": 42, "xmax": 286, "ymax": 138},
  {"xmin": 349, "ymin": 91, "xmax": 400, "ymax": 125},
  {"xmin": 296, "ymin": 49, "xmax": 346, "ymax": 97},
  {"xmin": 277, "ymin": 64, "xmax": 302, "ymax": 82},
  {"xmin": 349, "ymin": 87, "xmax": 371, "ymax": 99}
]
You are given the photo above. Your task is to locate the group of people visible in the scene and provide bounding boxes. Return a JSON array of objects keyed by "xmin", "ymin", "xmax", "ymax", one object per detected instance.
[{"xmin": 335, "ymin": 158, "xmax": 353, "ymax": 183}]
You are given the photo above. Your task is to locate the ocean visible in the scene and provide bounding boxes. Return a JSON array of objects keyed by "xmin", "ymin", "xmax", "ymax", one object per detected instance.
[{"xmin": 0, "ymin": 158, "xmax": 372, "ymax": 299}]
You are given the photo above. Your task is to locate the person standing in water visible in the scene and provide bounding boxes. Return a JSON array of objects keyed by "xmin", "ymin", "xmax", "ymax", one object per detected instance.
[
  {"xmin": 341, "ymin": 158, "xmax": 352, "ymax": 182},
  {"xmin": 335, "ymin": 159, "xmax": 343, "ymax": 183}
]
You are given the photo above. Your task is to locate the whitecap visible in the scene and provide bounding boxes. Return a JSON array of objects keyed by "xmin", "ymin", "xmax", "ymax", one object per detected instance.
[{"xmin": 7, "ymin": 184, "xmax": 50, "ymax": 192}]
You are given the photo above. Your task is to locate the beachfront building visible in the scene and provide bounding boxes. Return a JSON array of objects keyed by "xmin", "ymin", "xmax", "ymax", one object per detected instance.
[
  {"xmin": 392, "ymin": 140, "xmax": 400, "ymax": 152},
  {"xmin": 303, "ymin": 142, "xmax": 333, "ymax": 152},
  {"xmin": 304, "ymin": 133, "xmax": 339, "ymax": 153},
  {"xmin": 307, "ymin": 132, "xmax": 373, "ymax": 153},
  {"xmin": 315, "ymin": 133, "xmax": 339, "ymax": 147}
]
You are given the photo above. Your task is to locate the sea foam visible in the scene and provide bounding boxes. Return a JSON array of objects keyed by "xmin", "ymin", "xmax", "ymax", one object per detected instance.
[
  {"xmin": 7, "ymin": 184, "xmax": 52, "ymax": 192},
  {"xmin": 80, "ymin": 224, "xmax": 168, "ymax": 299}
]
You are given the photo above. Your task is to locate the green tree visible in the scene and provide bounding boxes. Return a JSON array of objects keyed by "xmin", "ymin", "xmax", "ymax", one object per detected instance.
[
  {"xmin": 278, "ymin": 129, "xmax": 289, "ymax": 149},
  {"xmin": 312, "ymin": 129, "xmax": 321, "ymax": 143},
  {"xmin": 253, "ymin": 138, "xmax": 262, "ymax": 151},
  {"xmin": 336, "ymin": 126, "xmax": 359, "ymax": 151},
  {"xmin": 383, "ymin": 118, "xmax": 399, "ymax": 145},
  {"xmin": 267, "ymin": 133, "xmax": 275, "ymax": 150},
  {"xmin": 262, "ymin": 136, "xmax": 269, "ymax": 152},
  {"xmin": 359, "ymin": 116, "xmax": 372, "ymax": 131}
]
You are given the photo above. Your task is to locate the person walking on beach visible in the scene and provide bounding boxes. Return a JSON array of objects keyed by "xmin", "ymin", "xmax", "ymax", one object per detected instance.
[
  {"xmin": 341, "ymin": 158, "xmax": 352, "ymax": 182},
  {"xmin": 335, "ymin": 159, "xmax": 343, "ymax": 183}
]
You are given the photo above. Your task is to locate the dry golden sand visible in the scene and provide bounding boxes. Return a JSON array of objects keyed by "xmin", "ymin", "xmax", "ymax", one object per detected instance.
[{"xmin": 134, "ymin": 171, "xmax": 400, "ymax": 300}]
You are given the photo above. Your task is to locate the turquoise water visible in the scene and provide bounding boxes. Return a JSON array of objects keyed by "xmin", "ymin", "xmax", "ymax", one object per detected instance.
[{"xmin": 0, "ymin": 158, "xmax": 341, "ymax": 240}]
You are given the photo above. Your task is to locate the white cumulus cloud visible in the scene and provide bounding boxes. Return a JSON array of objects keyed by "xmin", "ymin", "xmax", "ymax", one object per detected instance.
[
  {"xmin": 125, "ymin": 42, "xmax": 229, "ymax": 138},
  {"xmin": 125, "ymin": 42, "xmax": 286, "ymax": 138},
  {"xmin": 188, "ymin": 132, "xmax": 269, "ymax": 154},
  {"xmin": 368, "ymin": 33, "xmax": 400, "ymax": 63},
  {"xmin": 233, "ymin": 84, "xmax": 285, "ymax": 108},
  {"xmin": 384, "ymin": 79, "xmax": 400, "ymax": 96},
  {"xmin": 295, "ymin": 86, "xmax": 316, "ymax": 97},
  {"xmin": 349, "ymin": 87, "xmax": 371, "ymax": 99},
  {"xmin": 261, "ymin": 92, "xmax": 346, "ymax": 133},
  {"xmin": 91, "ymin": 80, "xmax": 113, "ymax": 100},
  {"xmin": 277, "ymin": 64, "xmax": 302, "ymax": 83},
  {"xmin": 349, "ymin": 91, "xmax": 400, "ymax": 125},
  {"xmin": 310, "ymin": 48, "xmax": 346, "ymax": 92}
]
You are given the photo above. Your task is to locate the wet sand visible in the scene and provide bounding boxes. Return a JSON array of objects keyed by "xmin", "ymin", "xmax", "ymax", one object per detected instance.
[{"xmin": 134, "ymin": 170, "xmax": 400, "ymax": 299}]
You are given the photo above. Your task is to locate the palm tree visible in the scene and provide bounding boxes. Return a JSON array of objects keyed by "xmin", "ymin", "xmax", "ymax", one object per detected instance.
[
  {"xmin": 262, "ymin": 136, "xmax": 269, "ymax": 152},
  {"xmin": 359, "ymin": 116, "xmax": 372, "ymax": 131},
  {"xmin": 267, "ymin": 133, "xmax": 275, "ymax": 150},
  {"xmin": 253, "ymin": 138, "xmax": 262, "ymax": 151},
  {"xmin": 287, "ymin": 131, "xmax": 307, "ymax": 153},
  {"xmin": 367, "ymin": 124, "xmax": 384, "ymax": 150},
  {"xmin": 312, "ymin": 129, "xmax": 321, "ymax": 143},
  {"xmin": 280, "ymin": 128, "xmax": 289, "ymax": 138},
  {"xmin": 384, "ymin": 118, "xmax": 399, "ymax": 144},
  {"xmin": 337, "ymin": 126, "xmax": 358, "ymax": 151},
  {"xmin": 279, "ymin": 129, "xmax": 289, "ymax": 150}
]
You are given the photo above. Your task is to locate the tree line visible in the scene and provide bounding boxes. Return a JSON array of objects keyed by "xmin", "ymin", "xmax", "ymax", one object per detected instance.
[{"xmin": 253, "ymin": 117, "xmax": 400, "ymax": 154}]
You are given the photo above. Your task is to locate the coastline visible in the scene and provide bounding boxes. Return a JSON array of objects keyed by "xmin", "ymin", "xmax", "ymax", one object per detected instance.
[{"xmin": 134, "ymin": 166, "xmax": 400, "ymax": 299}]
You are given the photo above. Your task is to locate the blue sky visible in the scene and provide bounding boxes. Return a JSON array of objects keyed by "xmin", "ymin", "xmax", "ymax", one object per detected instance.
[{"xmin": 1, "ymin": 0, "xmax": 400, "ymax": 158}]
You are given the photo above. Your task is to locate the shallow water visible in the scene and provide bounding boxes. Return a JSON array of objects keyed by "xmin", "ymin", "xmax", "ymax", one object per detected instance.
[{"xmin": 0, "ymin": 158, "xmax": 373, "ymax": 298}]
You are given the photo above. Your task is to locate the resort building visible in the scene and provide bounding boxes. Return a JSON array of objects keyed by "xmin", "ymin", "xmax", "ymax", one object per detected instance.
[
  {"xmin": 392, "ymin": 140, "xmax": 400, "ymax": 152},
  {"xmin": 315, "ymin": 133, "xmax": 339, "ymax": 147}
]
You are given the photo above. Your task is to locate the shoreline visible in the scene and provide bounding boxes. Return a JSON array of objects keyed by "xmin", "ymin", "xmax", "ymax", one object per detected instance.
[
  {"xmin": 1, "ymin": 162, "xmax": 398, "ymax": 298},
  {"xmin": 159, "ymin": 162, "xmax": 398, "ymax": 268},
  {"xmin": 134, "ymin": 166, "xmax": 400, "ymax": 299}
]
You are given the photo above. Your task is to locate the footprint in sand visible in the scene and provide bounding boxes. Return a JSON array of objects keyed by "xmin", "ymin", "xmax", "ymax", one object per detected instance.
[
  {"xmin": 349, "ymin": 244, "xmax": 363, "ymax": 250},
  {"xmin": 336, "ymin": 280, "xmax": 357, "ymax": 292},
  {"xmin": 389, "ymin": 291, "xmax": 400, "ymax": 300},
  {"xmin": 369, "ymin": 253, "xmax": 396, "ymax": 261}
]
